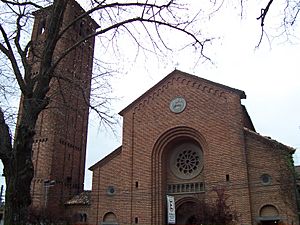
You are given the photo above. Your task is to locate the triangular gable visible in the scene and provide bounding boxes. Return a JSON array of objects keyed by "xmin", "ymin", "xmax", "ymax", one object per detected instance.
[
  {"xmin": 119, "ymin": 69, "xmax": 246, "ymax": 116},
  {"xmin": 88, "ymin": 146, "xmax": 122, "ymax": 171},
  {"xmin": 244, "ymin": 128, "xmax": 295, "ymax": 154}
]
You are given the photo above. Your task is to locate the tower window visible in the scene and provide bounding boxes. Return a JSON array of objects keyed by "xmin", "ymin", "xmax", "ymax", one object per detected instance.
[
  {"xmin": 80, "ymin": 213, "xmax": 87, "ymax": 222},
  {"xmin": 38, "ymin": 19, "xmax": 46, "ymax": 35},
  {"xmin": 66, "ymin": 176, "xmax": 72, "ymax": 183},
  {"xmin": 79, "ymin": 21, "xmax": 86, "ymax": 36}
]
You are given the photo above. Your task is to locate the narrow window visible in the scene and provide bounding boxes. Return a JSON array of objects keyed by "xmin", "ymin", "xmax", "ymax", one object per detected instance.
[
  {"xmin": 38, "ymin": 19, "xmax": 46, "ymax": 35},
  {"xmin": 82, "ymin": 213, "xmax": 87, "ymax": 222},
  {"xmin": 135, "ymin": 181, "xmax": 139, "ymax": 188},
  {"xmin": 226, "ymin": 174, "xmax": 230, "ymax": 182},
  {"xmin": 135, "ymin": 217, "xmax": 139, "ymax": 224}
]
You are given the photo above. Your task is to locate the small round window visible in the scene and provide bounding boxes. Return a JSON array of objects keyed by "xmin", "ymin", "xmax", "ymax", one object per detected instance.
[
  {"xmin": 261, "ymin": 174, "xmax": 272, "ymax": 185},
  {"xmin": 107, "ymin": 186, "xmax": 116, "ymax": 196}
]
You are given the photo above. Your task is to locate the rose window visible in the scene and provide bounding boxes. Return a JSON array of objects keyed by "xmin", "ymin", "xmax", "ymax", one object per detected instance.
[
  {"xmin": 170, "ymin": 143, "xmax": 203, "ymax": 179},
  {"xmin": 176, "ymin": 150, "xmax": 200, "ymax": 174}
]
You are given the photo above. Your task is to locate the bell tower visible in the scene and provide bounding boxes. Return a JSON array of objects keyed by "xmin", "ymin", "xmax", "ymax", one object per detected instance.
[{"xmin": 28, "ymin": 0, "xmax": 98, "ymax": 217}]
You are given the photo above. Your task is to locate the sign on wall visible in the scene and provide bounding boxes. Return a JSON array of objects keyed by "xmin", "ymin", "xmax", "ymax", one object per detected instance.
[{"xmin": 166, "ymin": 195, "xmax": 176, "ymax": 224}]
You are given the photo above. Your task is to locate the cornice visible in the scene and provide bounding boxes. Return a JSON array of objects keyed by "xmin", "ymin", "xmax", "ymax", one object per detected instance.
[{"xmin": 119, "ymin": 70, "xmax": 245, "ymax": 115}]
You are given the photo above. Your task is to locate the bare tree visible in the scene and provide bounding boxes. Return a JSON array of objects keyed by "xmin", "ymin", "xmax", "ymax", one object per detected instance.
[
  {"xmin": 0, "ymin": 0, "xmax": 212, "ymax": 224},
  {"xmin": 177, "ymin": 187, "xmax": 239, "ymax": 225},
  {"xmin": 256, "ymin": 0, "xmax": 300, "ymax": 46}
]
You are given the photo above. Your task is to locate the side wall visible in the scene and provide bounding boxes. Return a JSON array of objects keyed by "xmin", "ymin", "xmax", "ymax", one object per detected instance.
[
  {"xmin": 89, "ymin": 152, "xmax": 124, "ymax": 225},
  {"xmin": 245, "ymin": 130, "xmax": 298, "ymax": 224}
]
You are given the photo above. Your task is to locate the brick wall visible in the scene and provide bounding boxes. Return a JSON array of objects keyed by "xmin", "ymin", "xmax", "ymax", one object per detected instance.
[
  {"xmin": 90, "ymin": 70, "xmax": 269, "ymax": 225},
  {"xmin": 28, "ymin": 0, "xmax": 97, "ymax": 216},
  {"xmin": 89, "ymin": 148, "xmax": 124, "ymax": 224},
  {"xmin": 245, "ymin": 129, "xmax": 298, "ymax": 224}
]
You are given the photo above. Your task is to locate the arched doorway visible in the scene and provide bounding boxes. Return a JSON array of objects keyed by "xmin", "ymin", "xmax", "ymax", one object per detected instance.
[
  {"xmin": 151, "ymin": 126, "xmax": 208, "ymax": 225},
  {"xmin": 176, "ymin": 199, "xmax": 201, "ymax": 225},
  {"xmin": 258, "ymin": 205, "xmax": 280, "ymax": 225}
]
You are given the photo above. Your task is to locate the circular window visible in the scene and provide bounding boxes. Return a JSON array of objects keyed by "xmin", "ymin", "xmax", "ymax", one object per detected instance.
[
  {"xmin": 170, "ymin": 143, "xmax": 203, "ymax": 179},
  {"xmin": 107, "ymin": 186, "xmax": 116, "ymax": 195},
  {"xmin": 261, "ymin": 174, "xmax": 272, "ymax": 185}
]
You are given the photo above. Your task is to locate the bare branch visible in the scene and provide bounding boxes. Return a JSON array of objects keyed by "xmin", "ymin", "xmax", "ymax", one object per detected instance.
[
  {"xmin": 0, "ymin": 0, "xmax": 43, "ymax": 9},
  {"xmin": 53, "ymin": 15, "xmax": 212, "ymax": 73},
  {"xmin": 14, "ymin": 12, "xmax": 32, "ymax": 82},
  {"xmin": 257, "ymin": 0, "xmax": 274, "ymax": 27},
  {"xmin": 0, "ymin": 24, "xmax": 27, "ymax": 94},
  {"xmin": 256, "ymin": 0, "xmax": 274, "ymax": 46}
]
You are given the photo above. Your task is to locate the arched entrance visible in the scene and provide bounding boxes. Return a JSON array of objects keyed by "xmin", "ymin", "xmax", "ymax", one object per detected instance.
[
  {"xmin": 176, "ymin": 199, "xmax": 201, "ymax": 225},
  {"xmin": 258, "ymin": 205, "xmax": 280, "ymax": 225},
  {"xmin": 151, "ymin": 126, "xmax": 208, "ymax": 225}
]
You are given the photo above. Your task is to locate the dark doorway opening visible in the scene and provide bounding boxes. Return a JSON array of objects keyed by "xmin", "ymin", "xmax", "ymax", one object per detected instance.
[
  {"xmin": 260, "ymin": 220, "xmax": 280, "ymax": 225},
  {"xmin": 176, "ymin": 200, "xmax": 199, "ymax": 225}
]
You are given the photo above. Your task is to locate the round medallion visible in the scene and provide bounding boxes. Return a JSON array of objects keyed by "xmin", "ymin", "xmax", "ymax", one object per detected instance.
[
  {"xmin": 169, "ymin": 97, "xmax": 186, "ymax": 113},
  {"xmin": 170, "ymin": 143, "xmax": 203, "ymax": 179}
]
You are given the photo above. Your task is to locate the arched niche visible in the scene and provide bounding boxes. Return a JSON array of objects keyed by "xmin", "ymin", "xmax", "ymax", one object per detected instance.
[{"xmin": 101, "ymin": 212, "xmax": 118, "ymax": 225}]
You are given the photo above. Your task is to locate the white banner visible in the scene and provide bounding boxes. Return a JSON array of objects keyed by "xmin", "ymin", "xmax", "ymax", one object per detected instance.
[{"xmin": 166, "ymin": 195, "xmax": 176, "ymax": 224}]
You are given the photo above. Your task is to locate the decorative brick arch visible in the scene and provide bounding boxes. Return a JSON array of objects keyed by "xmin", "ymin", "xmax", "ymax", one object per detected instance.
[
  {"xmin": 151, "ymin": 126, "xmax": 208, "ymax": 225},
  {"xmin": 102, "ymin": 212, "xmax": 118, "ymax": 225},
  {"xmin": 175, "ymin": 197, "xmax": 202, "ymax": 225}
]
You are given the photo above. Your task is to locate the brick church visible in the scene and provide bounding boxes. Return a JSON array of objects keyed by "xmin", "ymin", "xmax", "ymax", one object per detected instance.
[{"xmin": 27, "ymin": 1, "xmax": 298, "ymax": 225}]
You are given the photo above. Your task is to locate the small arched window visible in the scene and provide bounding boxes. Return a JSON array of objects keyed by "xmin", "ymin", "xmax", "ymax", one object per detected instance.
[
  {"xmin": 260, "ymin": 204, "xmax": 279, "ymax": 217},
  {"xmin": 102, "ymin": 212, "xmax": 118, "ymax": 225},
  {"xmin": 38, "ymin": 19, "xmax": 46, "ymax": 35},
  {"xmin": 82, "ymin": 213, "xmax": 87, "ymax": 222}
]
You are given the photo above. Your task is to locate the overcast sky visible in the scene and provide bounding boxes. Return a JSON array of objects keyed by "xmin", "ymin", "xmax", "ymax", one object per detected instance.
[{"xmin": 84, "ymin": 1, "xmax": 300, "ymax": 190}]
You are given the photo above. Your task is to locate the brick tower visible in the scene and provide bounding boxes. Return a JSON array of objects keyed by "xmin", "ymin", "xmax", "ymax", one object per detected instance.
[{"xmin": 27, "ymin": 0, "xmax": 98, "ymax": 217}]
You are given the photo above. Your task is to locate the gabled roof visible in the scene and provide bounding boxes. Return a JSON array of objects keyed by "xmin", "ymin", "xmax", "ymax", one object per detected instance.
[
  {"xmin": 242, "ymin": 105, "xmax": 256, "ymax": 132},
  {"xmin": 88, "ymin": 146, "xmax": 122, "ymax": 171},
  {"xmin": 65, "ymin": 190, "xmax": 91, "ymax": 206},
  {"xmin": 244, "ymin": 127, "xmax": 295, "ymax": 154},
  {"xmin": 119, "ymin": 69, "xmax": 246, "ymax": 116}
]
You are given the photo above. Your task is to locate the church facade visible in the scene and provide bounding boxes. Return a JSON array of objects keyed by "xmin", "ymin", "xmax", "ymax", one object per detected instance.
[
  {"xmin": 24, "ymin": 1, "xmax": 298, "ymax": 224},
  {"xmin": 85, "ymin": 70, "xmax": 298, "ymax": 225}
]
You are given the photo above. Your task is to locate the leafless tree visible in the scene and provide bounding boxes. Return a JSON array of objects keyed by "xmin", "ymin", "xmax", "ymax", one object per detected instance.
[
  {"xmin": 0, "ymin": 0, "xmax": 213, "ymax": 224},
  {"xmin": 177, "ymin": 187, "xmax": 239, "ymax": 225},
  {"xmin": 256, "ymin": 0, "xmax": 300, "ymax": 46}
]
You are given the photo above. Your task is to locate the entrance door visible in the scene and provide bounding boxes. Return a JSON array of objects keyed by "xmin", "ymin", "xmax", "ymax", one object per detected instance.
[
  {"xmin": 259, "ymin": 205, "xmax": 280, "ymax": 225},
  {"xmin": 176, "ymin": 201, "xmax": 199, "ymax": 225}
]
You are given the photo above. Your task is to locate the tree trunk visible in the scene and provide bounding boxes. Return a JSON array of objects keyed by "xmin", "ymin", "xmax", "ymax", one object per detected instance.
[
  {"xmin": 4, "ymin": 123, "xmax": 35, "ymax": 225},
  {"xmin": 4, "ymin": 129, "xmax": 34, "ymax": 225}
]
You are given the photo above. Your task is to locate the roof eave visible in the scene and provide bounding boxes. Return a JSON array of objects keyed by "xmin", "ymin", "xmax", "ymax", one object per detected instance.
[
  {"xmin": 119, "ymin": 69, "xmax": 246, "ymax": 116},
  {"xmin": 89, "ymin": 146, "xmax": 122, "ymax": 171}
]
